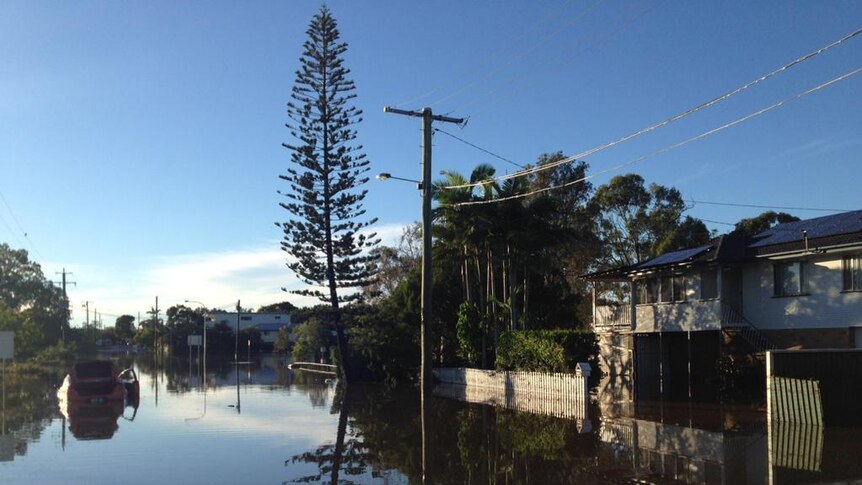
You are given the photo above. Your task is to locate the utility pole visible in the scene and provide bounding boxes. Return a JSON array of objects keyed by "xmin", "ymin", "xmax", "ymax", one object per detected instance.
[
  {"xmin": 383, "ymin": 106, "xmax": 465, "ymax": 393},
  {"xmin": 154, "ymin": 296, "xmax": 159, "ymax": 357},
  {"xmin": 82, "ymin": 301, "xmax": 90, "ymax": 335},
  {"xmin": 235, "ymin": 300, "xmax": 241, "ymax": 363},
  {"xmin": 54, "ymin": 268, "xmax": 75, "ymax": 343},
  {"xmin": 384, "ymin": 106, "xmax": 465, "ymax": 485}
]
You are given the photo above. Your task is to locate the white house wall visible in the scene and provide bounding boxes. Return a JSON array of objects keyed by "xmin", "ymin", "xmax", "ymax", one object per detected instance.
[
  {"xmin": 635, "ymin": 299, "xmax": 722, "ymax": 333},
  {"xmin": 209, "ymin": 312, "xmax": 292, "ymax": 344},
  {"xmin": 632, "ymin": 271, "xmax": 721, "ymax": 333},
  {"xmin": 742, "ymin": 255, "xmax": 862, "ymax": 330}
]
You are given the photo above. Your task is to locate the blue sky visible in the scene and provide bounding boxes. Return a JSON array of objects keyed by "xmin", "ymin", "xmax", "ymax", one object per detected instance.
[{"xmin": 1, "ymin": 1, "xmax": 860, "ymax": 325}]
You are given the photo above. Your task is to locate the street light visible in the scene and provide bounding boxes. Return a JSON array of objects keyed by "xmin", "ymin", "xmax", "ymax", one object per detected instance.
[{"xmin": 376, "ymin": 172, "xmax": 422, "ymax": 189}]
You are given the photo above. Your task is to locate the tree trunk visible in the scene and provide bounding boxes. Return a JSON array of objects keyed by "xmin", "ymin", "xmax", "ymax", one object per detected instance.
[
  {"xmin": 523, "ymin": 266, "xmax": 529, "ymax": 330},
  {"xmin": 329, "ymin": 387, "xmax": 351, "ymax": 484}
]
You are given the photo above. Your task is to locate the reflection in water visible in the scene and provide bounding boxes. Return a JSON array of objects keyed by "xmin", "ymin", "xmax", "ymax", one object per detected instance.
[{"xmin": 1, "ymin": 356, "xmax": 861, "ymax": 483}]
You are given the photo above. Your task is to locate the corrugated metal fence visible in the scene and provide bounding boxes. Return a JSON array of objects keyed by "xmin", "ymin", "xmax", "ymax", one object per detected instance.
[{"xmin": 766, "ymin": 349, "xmax": 862, "ymax": 426}]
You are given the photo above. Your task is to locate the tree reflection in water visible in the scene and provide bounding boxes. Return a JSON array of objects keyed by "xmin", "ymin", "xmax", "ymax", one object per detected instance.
[
  {"xmin": 285, "ymin": 384, "xmax": 601, "ymax": 484},
  {"xmin": 0, "ymin": 365, "xmax": 66, "ymax": 461}
]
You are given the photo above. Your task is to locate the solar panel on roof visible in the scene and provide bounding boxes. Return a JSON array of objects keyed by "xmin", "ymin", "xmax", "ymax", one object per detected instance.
[
  {"xmin": 749, "ymin": 209, "xmax": 862, "ymax": 248},
  {"xmin": 637, "ymin": 244, "xmax": 712, "ymax": 269}
]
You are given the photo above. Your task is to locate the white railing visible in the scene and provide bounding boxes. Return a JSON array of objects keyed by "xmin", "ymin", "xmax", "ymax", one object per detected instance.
[{"xmin": 594, "ymin": 305, "xmax": 632, "ymax": 332}]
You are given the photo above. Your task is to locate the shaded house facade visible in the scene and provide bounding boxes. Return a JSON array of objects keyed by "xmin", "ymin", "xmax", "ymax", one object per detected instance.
[{"xmin": 585, "ymin": 209, "xmax": 862, "ymax": 399}]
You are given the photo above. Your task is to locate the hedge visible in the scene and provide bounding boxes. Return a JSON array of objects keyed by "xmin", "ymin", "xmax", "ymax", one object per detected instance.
[{"xmin": 495, "ymin": 329, "xmax": 598, "ymax": 373}]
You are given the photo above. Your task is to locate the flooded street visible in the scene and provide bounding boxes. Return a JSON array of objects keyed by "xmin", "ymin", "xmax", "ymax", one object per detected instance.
[{"xmin": 1, "ymin": 355, "xmax": 860, "ymax": 484}]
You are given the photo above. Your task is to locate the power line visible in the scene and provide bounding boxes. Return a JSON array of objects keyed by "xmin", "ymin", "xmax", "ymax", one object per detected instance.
[
  {"xmin": 443, "ymin": 25, "xmax": 862, "ymax": 191},
  {"xmin": 451, "ymin": 66, "xmax": 862, "ymax": 207},
  {"xmin": 426, "ymin": 0, "xmax": 607, "ymax": 108},
  {"xmin": 0, "ymin": 190, "xmax": 45, "ymax": 261},
  {"xmin": 434, "ymin": 128, "xmax": 525, "ymax": 169},
  {"xmin": 699, "ymin": 218, "xmax": 736, "ymax": 227},
  {"xmin": 691, "ymin": 200, "xmax": 852, "ymax": 212},
  {"xmin": 459, "ymin": 0, "xmax": 664, "ymax": 114},
  {"xmin": 0, "ymin": 211, "xmax": 26, "ymax": 249},
  {"xmin": 394, "ymin": 0, "xmax": 584, "ymax": 108}
]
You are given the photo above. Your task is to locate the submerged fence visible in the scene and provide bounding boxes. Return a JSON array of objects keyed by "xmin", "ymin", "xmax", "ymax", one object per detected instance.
[
  {"xmin": 433, "ymin": 364, "xmax": 591, "ymax": 424},
  {"xmin": 766, "ymin": 349, "xmax": 862, "ymax": 426},
  {"xmin": 289, "ymin": 362, "xmax": 337, "ymax": 376}
]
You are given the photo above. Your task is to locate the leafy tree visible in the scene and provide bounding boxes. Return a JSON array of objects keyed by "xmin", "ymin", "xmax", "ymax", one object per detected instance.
[
  {"xmin": 0, "ymin": 244, "xmax": 67, "ymax": 356},
  {"xmin": 278, "ymin": 6, "xmax": 379, "ymax": 384},
  {"xmin": 257, "ymin": 301, "xmax": 298, "ymax": 314},
  {"xmin": 0, "ymin": 301, "xmax": 44, "ymax": 358},
  {"xmin": 291, "ymin": 317, "xmax": 334, "ymax": 362},
  {"xmin": 732, "ymin": 210, "xmax": 800, "ymax": 237},
  {"xmin": 273, "ymin": 326, "xmax": 293, "ymax": 354},
  {"xmin": 456, "ymin": 302, "xmax": 482, "ymax": 366},
  {"xmin": 165, "ymin": 305, "xmax": 205, "ymax": 354},
  {"xmin": 433, "ymin": 156, "xmax": 593, "ymax": 341},
  {"xmin": 362, "ymin": 223, "xmax": 421, "ymax": 302},
  {"xmin": 592, "ymin": 173, "xmax": 710, "ymax": 268},
  {"xmin": 114, "ymin": 314, "xmax": 136, "ymax": 342}
]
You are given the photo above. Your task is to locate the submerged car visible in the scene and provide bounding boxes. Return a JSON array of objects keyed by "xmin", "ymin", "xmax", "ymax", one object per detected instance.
[{"xmin": 57, "ymin": 360, "xmax": 126, "ymax": 403}]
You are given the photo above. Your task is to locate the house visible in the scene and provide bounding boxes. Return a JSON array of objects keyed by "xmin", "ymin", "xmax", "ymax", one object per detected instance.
[
  {"xmin": 584, "ymin": 209, "xmax": 862, "ymax": 399},
  {"xmin": 208, "ymin": 312, "xmax": 294, "ymax": 346}
]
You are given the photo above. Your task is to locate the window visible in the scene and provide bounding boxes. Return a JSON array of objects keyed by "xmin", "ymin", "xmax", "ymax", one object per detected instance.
[
  {"xmin": 774, "ymin": 261, "xmax": 806, "ymax": 296},
  {"xmin": 672, "ymin": 275, "xmax": 686, "ymax": 302},
  {"xmin": 636, "ymin": 275, "xmax": 685, "ymax": 303},
  {"xmin": 646, "ymin": 278, "xmax": 659, "ymax": 303},
  {"xmin": 700, "ymin": 269, "xmax": 718, "ymax": 299},
  {"xmin": 241, "ymin": 316, "xmax": 252, "ymax": 321},
  {"xmin": 844, "ymin": 255, "xmax": 862, "ymax": 291},
  {"xmin": 660, "ymin": 275, "xmax": 672, "ymax": 302}
]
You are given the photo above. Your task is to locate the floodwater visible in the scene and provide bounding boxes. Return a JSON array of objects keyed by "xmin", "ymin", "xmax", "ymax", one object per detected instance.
[{"xmin": 0, "ymin": 355, "xmax": 860, "ymax": 484}]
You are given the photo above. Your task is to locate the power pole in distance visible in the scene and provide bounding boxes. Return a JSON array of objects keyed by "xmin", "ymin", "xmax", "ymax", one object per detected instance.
[{"xmin": 54, "ymin": 268, "xmax": 76, "ymax": 343}]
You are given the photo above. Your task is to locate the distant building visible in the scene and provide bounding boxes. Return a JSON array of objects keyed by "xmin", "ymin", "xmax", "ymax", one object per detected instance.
[{"xmin": 208, "ymin": 312, "xmax": 294, "ymax": 345}]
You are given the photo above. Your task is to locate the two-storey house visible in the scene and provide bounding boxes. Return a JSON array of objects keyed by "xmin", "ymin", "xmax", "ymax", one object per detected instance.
[{"xmin": 585, "ymin": 209, "xmax": 862, "ymax": 399}]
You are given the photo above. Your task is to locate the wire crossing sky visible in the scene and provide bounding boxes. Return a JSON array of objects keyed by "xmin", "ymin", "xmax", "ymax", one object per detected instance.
[
  {"xmin": 451, "ymin": 65, "xmax": 862, "ymax": 207},
  {"xmin": 442, "ymin": 25, "xmax": 862, "ymax": 191},
  {"xmin": 0, "ymin": 1, "xmax": 860, "ymax": 322}
]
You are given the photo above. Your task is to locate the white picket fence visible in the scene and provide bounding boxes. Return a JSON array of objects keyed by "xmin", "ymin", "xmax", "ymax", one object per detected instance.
[{"xmin": 433, "ymin": 364, "xmax": 592, "ymax": 423}]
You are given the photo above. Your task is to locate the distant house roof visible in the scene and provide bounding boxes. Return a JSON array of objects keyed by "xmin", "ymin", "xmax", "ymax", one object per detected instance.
[{"xmin": 582, "ymin": 209, "xmax": 862, "ymax": 280}]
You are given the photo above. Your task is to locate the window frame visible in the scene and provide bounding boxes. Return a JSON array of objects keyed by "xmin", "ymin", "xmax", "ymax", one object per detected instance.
[
  {"xmin": 843, "ymin": 254, "xmax": 862, "ymax": 292},
  {"xmin": 773, "ymin": 261, "xmax": 807, "ymax": 297},
  {"xmin": 636, "ymin": 274, "xmax": 687, "ymax": 304}
]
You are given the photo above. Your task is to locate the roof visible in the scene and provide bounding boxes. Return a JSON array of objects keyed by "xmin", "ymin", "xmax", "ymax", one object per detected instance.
[
  {"xmin": 638, "ymin": 245, "xmax": 712, "ymax": 269},
  {"xmin": 582, "ymin": 209, "xmax": 862, "ymax": 280},
  {"xmin": 749, "ymin": 209, "xmax": 862, "ymax": 249}
]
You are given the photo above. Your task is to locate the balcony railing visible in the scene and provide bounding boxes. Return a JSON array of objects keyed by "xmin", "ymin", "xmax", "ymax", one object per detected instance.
[{"xmin": 594, "ymin": 304, "xmax": 632, "ymax": 332}]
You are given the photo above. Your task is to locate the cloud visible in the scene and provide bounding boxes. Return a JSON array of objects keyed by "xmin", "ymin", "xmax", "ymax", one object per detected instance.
[{"xmin": 56, "ymin": 223, "xmax": 411, "ymax": 325}]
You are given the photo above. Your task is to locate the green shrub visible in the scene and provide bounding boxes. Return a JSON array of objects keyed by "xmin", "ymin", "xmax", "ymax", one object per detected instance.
[
  {"xmin": 456, "ymin": 302, "xmax": 482, "ymax": 366},
  {"xmin": 495, "ymin": 329, "xmax": 597, "ymax": 373}
]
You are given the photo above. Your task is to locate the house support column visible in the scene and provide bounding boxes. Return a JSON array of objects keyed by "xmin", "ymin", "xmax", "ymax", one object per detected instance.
[
  {"xmin": 718, "ymin": 329, "xmax": 724, "ymax": 404},
  {"xmin": 659, "ymin": 330, "xmax": 664, "ymax": 398},
  {"xmin": 687, "ymin": 330, "xmax": 692, "ymax": 400}
]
